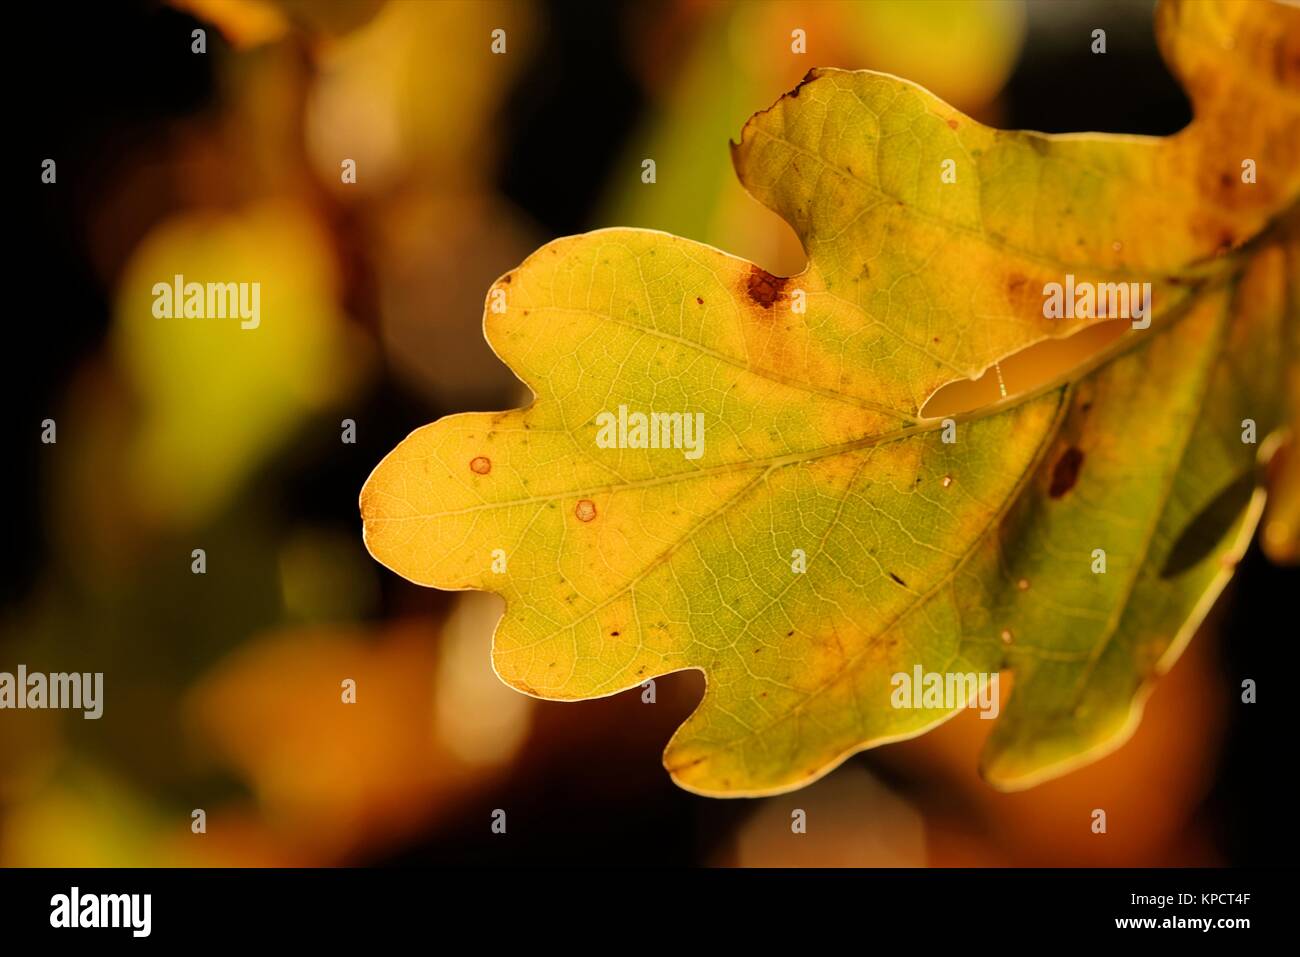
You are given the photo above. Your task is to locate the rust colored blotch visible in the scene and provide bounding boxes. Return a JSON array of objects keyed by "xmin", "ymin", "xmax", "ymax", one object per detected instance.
[
  {"xmin": 696, "ymin": 296, "xmax": 704, "ymax": 305},
  {"xmin": 746, "ymin": 265, "xmax": 787, "ymax": 309},
  {"xmin": 575, "ymin": 499, "xmax": 597, "ymax": 522},
  {"xmin": 946, "ymin": 118, "xmax": 959, "ymax": 129},
  {"xmin": 470, "ymin": 456, "xmax": 492, "ymax": 475},
  {"xmin": 1049, "ymin": 447, "xmax": 1085, "ymax": 498}
]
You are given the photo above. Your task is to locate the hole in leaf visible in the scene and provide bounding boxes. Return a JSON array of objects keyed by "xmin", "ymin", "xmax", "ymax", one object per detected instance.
[{"xmin": 921, "ymin": 318, "xmax": 1127, "ymax": 418}]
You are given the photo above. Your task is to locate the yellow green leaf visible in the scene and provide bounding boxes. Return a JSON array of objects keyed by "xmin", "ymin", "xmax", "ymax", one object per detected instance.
[{"xmin": 361, "ymin": 0, "xmax": 1299, "ymax": 794}]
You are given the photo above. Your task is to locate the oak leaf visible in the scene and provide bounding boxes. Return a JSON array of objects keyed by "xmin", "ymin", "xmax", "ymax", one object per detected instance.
[{"xmin": 361, "ymin": 0, "xmax": 1299, "ymax": 794}]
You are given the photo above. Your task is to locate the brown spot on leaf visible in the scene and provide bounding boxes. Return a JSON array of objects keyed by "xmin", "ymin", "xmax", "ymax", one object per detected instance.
[
  {"xmin": 946, "ymin": 118, "xmax": 959, "ymax": 130},
  {"xmin": 745, "ymin": 265, "xmax": 787, "ymax": 309},
  {"xmin": 575, "ymin": 499, "xmax": 597, "ymax": 522},
  {"xmin": 1049, "ymin": 447, "xmax": 1085, "ymax": 498},
  {"xmin": 696, "ymin": 296, "xmax": 704, "ymax": 305},
  {"xmin": 470, "ymin": 456, "xmax": 492, "ymax": 475},
  {"xmin": 888, "ymin": 572, "xmax": 908, "ymax": 587}
]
